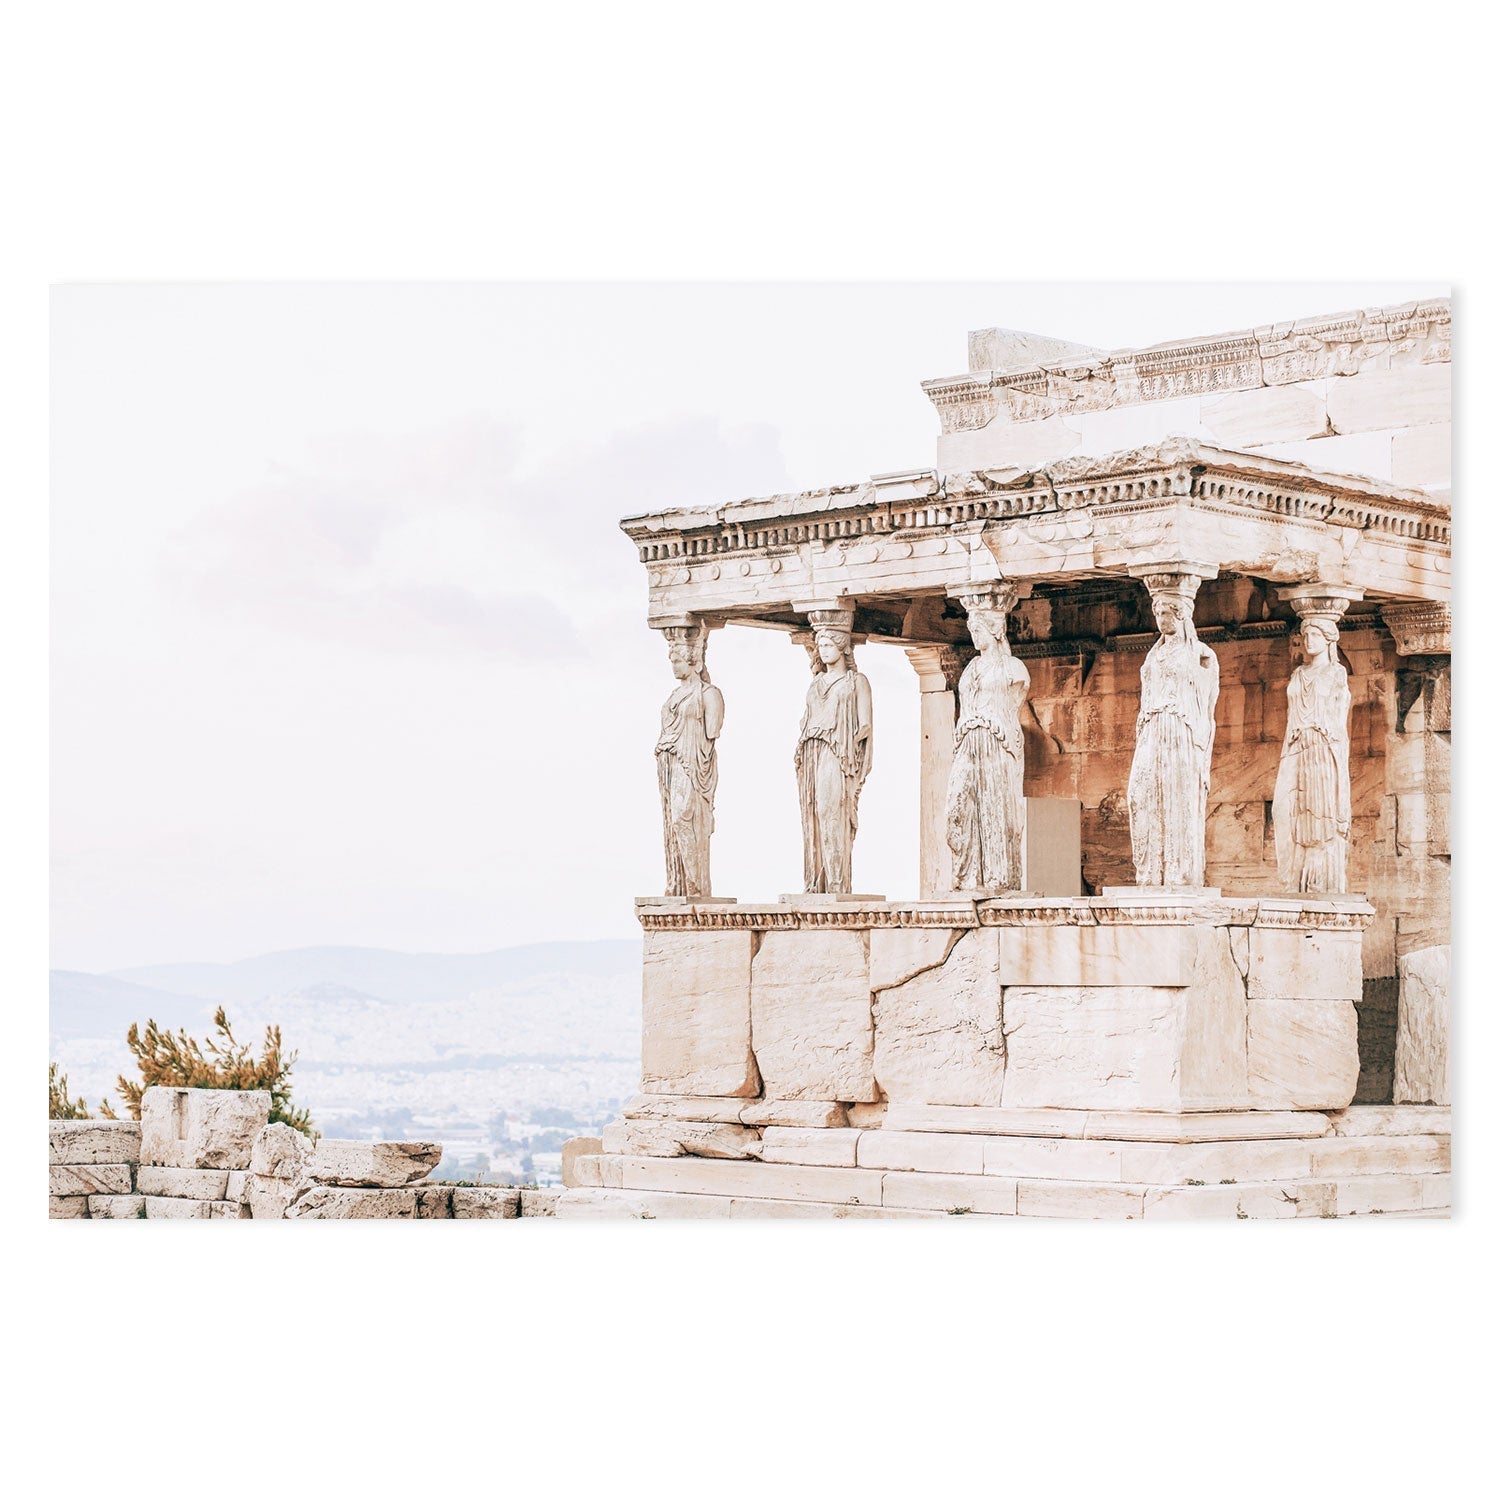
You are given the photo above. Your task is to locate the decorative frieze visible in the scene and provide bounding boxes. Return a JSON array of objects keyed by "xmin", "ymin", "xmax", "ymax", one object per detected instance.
[
  {"xmin": 621, "ymin": 440, "xmax": 1451, "ymax": 569},
  {"xmin": 634, "ymin": 896, "xmax": 1373, "ymax": 933},
  {"xmin": 925, "ymin": 298, "xmax": 1451, "ymax": 432}
]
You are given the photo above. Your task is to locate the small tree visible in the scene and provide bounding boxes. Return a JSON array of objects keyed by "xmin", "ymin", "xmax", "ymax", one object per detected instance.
[
  {"xmin": 111, "ymin": 1007, "xmax": 316, "ymax": 1138},
  {"xmin": 49, "ymin": 1062, "xmax": 96, "ymax": 1120}
]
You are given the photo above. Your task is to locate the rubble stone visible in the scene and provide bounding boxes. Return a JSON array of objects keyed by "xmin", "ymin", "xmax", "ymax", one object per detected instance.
[{"xmin": 305, "ymin": 1139, "xmax": 442, "ymax": 1188}]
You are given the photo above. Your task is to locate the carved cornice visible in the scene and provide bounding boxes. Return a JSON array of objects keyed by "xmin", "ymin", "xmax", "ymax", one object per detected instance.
[
  {"xmin": 1381, "ymin": 601, "xmax": 1452, "ymax": 656},
  {"xmin": 622, "ymin": 440, "xmax": 1451, "ymax": 571},
  {"xmin": 923, "ymin": 298, "xmax": 1451, "ymax": 431}
]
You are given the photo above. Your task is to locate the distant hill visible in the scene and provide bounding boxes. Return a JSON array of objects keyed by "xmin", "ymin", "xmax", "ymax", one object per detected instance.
[
  {"xmin": 50, "ymin": 940, "xmax": 645, "ymax": 1162},
  {"xmin": 49, "ymin": 969, "xmax": 220, "ymax": 1041},
  {"xmin": 110, "ymin": 939, "xmax": 641, "ymax": 1007}
]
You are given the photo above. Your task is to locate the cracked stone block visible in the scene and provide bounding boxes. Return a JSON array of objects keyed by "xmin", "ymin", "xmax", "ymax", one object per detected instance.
[
  {"xmin": 1393, "ymin": 945, "xmax": 1450, "ymax": 1105},
  {"xmin": 740, "ymin": 1100, "xmax": 849, "ymax": 1129},
  {"xmin": 1247, "ymin": 999, "xmax": 1359, "ymax": 1109},
  {"xmin": 49, "ymin": 1120, "xmax": 141, "ymax": 1166},
  {"xmin": 451, "ymin": 1187, "xmax": 520, "ymax": 1220},
  {"xmin": 136, "ymin": 1166, "xmax": 230, "ymax": 1200},
  {"xmin": 1200, "ymin": 383, "xmax": 1329, "ymax": 447},
  {"xmin": 87, "ymin": 1195, "xmax": 146, "ymax": 1219},
  {"xmin": 751, "ymin": 929, "xmax": 876, "ymax": 1102},
  {"xmin": 140, "ymin": 1087, "xmax": 270, "ymax": 1170},
  {"xmin": 144, "ymin": 1196, "xmax": 213, "ymax": 1220},
  {"xmin": 873, "ymin": 928, "xmax": 1004, "ymax": 1107},
  {"xmin": 519, "ymin": 1190, "xmax": 560, "ymax": 1217},
  {"xmin": 49, "ymin": 1195, "xmax": 89, "ymax": 1219},
  {"xmin": 1247, "ymin": 926, "xmax": 1363, "ymax": 1001},
  {"xmin": 755, "ymin": 1127, "xmax": 860, "ymax": 1168},
  {"xmin": 415, "ymin": 1186, "xmax": 454, "ymax": 1218},
  {"xmin": 1001, "ymin": 985, "xmax": 1184, "ymax": 1110},
  {"xmin": 285, "ymin": 1187, "xmax": 418, "ymax": 1219},
  {"xmin": 624, "ymin": 1095, "xmax": 749, "ymax": 1123},
  {"xmin": 248, "ymin": 1123, "xmax": 313, "ymax": 1180},
  {"xmin": 641, "ymin": 929, "xmax": 759, "ymax": 1098},
  {"xmin": 602, "ymin": 1119, "xmax": 761, "ymax": 1159},
  {"xmin": 306, "ymin": 1139, "xmax": 442, "ymax": 1188},
  {"xmin": 50, "ymin": 1163, "xmax": 132, "ymax": 1197}
]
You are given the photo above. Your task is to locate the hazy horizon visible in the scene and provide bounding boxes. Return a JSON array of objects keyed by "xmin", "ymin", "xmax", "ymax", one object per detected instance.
[{"xmin": 52, "ymin": 280, "xmax": 1449, "ymax": 971}]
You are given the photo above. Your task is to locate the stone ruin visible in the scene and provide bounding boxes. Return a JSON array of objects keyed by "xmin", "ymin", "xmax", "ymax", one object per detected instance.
[
  {"xmin": 554, "ymin": 295, "xmax": 1452, "ymax": 1220},
  {"xmin": 49, "ymin": 297, "xmax": 1451, "ymax": 1224},
  {"xmin": 49, "ymin": 1086, "xmax": 561, "ymax": 1220}
]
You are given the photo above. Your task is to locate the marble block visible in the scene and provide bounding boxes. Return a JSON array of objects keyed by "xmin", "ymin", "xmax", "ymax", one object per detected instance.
[
  {"xmin": 640, "ymin": 929, "xmax": 760, "ymax": 1098},
  {"xmin": 751, "ymin": 928, "xmax": 877, "ymax": 1102},
  {"xmin": 140, "ymin": 1087, "xmax": 271, "ymax": 1171},
  {"xmin": 872, "ymin": 928, "xmax": 1005, "ymax": 1107}
]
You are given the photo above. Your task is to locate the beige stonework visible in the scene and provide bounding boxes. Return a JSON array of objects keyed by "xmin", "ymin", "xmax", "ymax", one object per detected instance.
[
  {"xmin": 140, "ymin": 1087, "xmax": 270, "ymax": 1171},
  {"xmin": 594, "ymin": 296, "xmax": 1452, "ymax": 1222},
  {"xmin": 640, "ymin": 929, "xmax": 759, "ymax": 1098},
  {"xmin": 49, "ymin": 1120, "xmax": 141, "ymax": 1166},
  {"xmin": 871, "ymin": 928, "xmax": 1004, "ymax": 1107},
  {"xmin": 305, "ymin": 1139, "xmax": 442, "ymax": 1188},
  {"xmin": 1393, "ymin": 945, "xmax": 1450, "ymax": 1104},
  {"xmin": 750, "ymin": 928, "xmax": 876, "ymax": 1102}
]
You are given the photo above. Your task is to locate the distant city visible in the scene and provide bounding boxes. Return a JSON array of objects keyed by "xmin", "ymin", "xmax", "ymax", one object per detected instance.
[{"xmin": 49, "ymin": 940, "xmax": 642, "ymax": 1187}]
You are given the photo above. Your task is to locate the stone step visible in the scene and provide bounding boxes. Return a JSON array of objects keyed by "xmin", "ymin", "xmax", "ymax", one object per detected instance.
[
  {"xmin": 881, "ymin": 1104, "xmax": 1336, "ymax": 1141},
  {"xmin": 555, "ymin": 1188, "xmax": 946, "ymax": 1220},
  {"xmin": 1324, "ymin": 1105, "xmax": 1451, "ymax": 1137},
  {"xmin": 853, "ymin": 1130, "xmax": 1450, "ymax": 1184},
  {"xmin": 567, "ymin": 1154, "xmax": 1452, "ymax": 1220}
]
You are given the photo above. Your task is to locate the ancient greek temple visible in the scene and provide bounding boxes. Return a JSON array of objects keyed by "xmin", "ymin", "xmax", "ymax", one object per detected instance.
[{"xmin": 558, "ymin": 296, "xmax": 1452, "ymax": 1220}]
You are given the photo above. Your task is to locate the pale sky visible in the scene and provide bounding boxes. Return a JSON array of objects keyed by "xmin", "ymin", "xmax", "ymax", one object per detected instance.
[{"xmin": 50, "ymin": 281, "xmax": 1448, "ymax": 971}]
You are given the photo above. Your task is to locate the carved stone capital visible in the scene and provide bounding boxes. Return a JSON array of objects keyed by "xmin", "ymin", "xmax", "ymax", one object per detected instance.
[
  {"xmin": 1128, "ymin": 562, "xmax": 1218, "ymax": 616},
  {"xmin": 1382, "ymin": 601, "xmax": 1451, "ymax": 656},
  {"xmin": 946, "ymin": 580, "xmax": 1032, "ymax": 615},
  {"xmin": 905, "ymin": 643, "xmax": 974, "ymax": 694}
]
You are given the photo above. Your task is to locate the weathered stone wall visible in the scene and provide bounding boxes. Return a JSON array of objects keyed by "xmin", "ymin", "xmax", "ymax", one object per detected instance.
[{"xmin": 48, "ymin": 1087, "xmax": 561, "ymax": 1220}]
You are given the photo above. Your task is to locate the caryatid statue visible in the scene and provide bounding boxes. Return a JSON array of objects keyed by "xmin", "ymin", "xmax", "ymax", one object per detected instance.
[
  {"xmin": 946, "ymin": 584, "xmax": 1030, "ymax": 892},
  {"xmin": 654, "ymin": 618, "xmax": 724, "ymax": 899},
  {"xmin": 1272, "ymin": 586, "xmax": 1361, "ymax": 894},
  {"xmin": 1127, "ymin": 566, "xmax": 1220, "ymax": 888},
  {"xmin": 794, "ymin": 607, "xmax": 873, "ymax": 894}
]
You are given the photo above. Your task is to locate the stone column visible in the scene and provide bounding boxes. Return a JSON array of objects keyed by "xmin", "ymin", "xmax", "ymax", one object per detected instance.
[
  {"xmin": 1382, "ymin": 601, "xmax": 1451, "ymax": 1105},
  {"xmin": 1122, "ymin": 562, "xmax": 1220, "ymax": 891},
  {"xmin": 905, "ymin": 643, "xmax": 971, "ymax": 898},
  {"xmin": 648, "ymin": 613, "xmax": 724, "ymax": 901},
  {"xmin": 1273, "ymin": 584, "xmax": 1363, "ymax": 894}
]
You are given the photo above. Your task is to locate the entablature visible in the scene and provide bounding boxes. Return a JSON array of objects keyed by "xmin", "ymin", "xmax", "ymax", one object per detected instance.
[{"xmin": 622, "ymin": 439, "xmax": 1451, "ymax": 623}]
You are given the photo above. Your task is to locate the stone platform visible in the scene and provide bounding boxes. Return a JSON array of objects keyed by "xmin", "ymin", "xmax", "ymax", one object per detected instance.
[
  {"xmin": 635, "ymin": 893, "xmax": 1374, "ymax": 1115},
  {"xmin": 553, "ymin": 891, "xmax": 1453, "ymax": 1220},
  {"xmin": 558, "ymin": 1104, "xmax": 1450, "ymax": 1220}
]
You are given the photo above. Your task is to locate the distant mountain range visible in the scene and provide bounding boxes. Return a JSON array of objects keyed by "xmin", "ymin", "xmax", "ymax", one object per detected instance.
[{"xmin": 50, "ymin": 941, "xmax": 645, "ymax": 1174}]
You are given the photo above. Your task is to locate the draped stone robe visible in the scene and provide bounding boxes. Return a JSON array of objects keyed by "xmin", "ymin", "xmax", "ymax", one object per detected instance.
[
  {"xmin": 946, "ymin": 650, "xmax": 1029, "ymax": 891},
  {"xmin": 1127, "ymin": 636, "xmax": 1219, "ymax": 887},
  {"xmin": 1272, "ymin": 656, "xmax": 1352, "ymax": 893},
  {"xmin": 656, "ymin": 676, "xmax": 722, "ymax": 898},
  {"xmin": 795, "ymin": 668, "xmax": 872, "ymax": 893}
]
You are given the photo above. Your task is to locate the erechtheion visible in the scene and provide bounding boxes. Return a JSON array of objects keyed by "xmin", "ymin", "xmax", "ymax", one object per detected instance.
[{"xmin": 562, "ymin": 296, "xmax": 1452, "ymax": 1220}]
